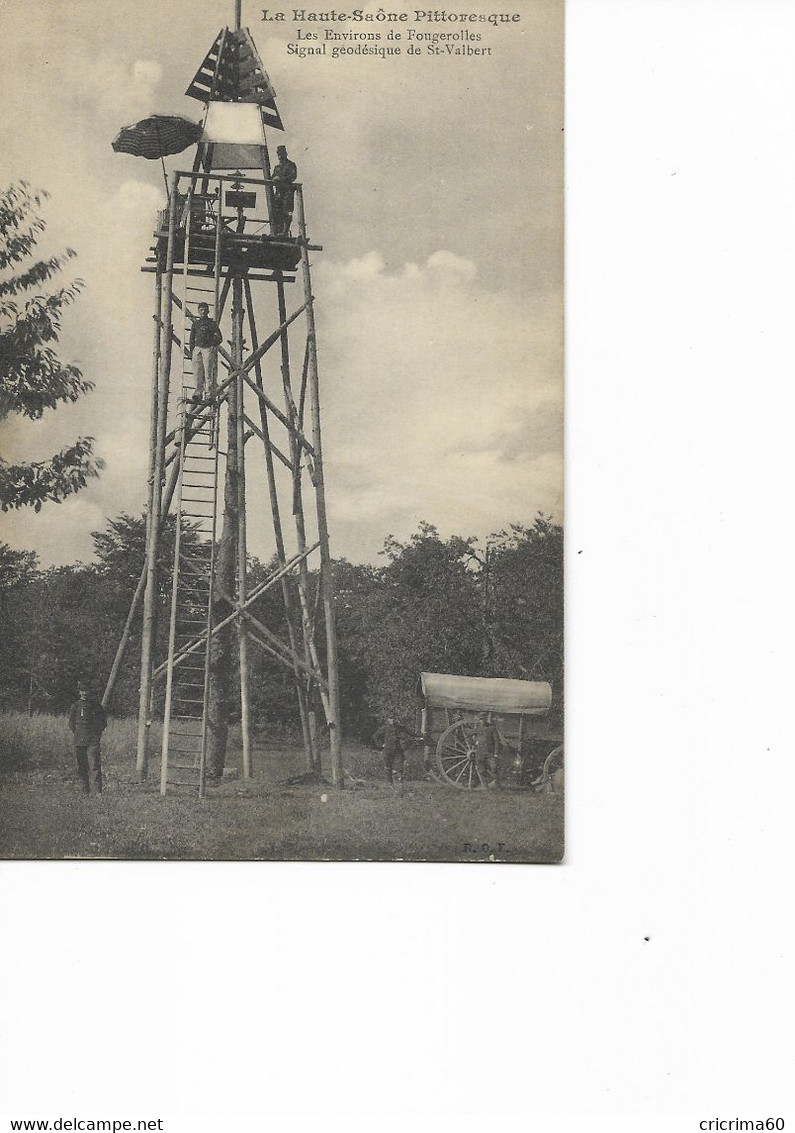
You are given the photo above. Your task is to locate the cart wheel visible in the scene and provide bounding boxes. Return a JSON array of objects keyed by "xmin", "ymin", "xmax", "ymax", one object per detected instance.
[
  {"xmin": 533, "ymin": 744, "xmax": 564, "ymax": 793},
  {"xmin": 436, "ymin": 719, "xmax": 488, "ymax": 791},
  {"xmin": 543, "ymin": 744, "xmax": 564, "ymax": 777}
]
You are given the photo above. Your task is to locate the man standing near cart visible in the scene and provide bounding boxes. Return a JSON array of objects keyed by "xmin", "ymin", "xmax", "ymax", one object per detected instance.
[
  {"xmin": 474, "ymin": 711, "xmax": 503, "ymax": 788},
  {"xmin": 68, "ymin": 680, "xmax": 107, "ymax": 795},
  {"xmin": 373, "ymin": 715, "xmax": 415, "ymax": 794}
]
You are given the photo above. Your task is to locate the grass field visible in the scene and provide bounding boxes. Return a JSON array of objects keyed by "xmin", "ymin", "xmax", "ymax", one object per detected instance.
[{"xmin": 0, "ymin": 712, "xmax": 564, "ymax": 862}]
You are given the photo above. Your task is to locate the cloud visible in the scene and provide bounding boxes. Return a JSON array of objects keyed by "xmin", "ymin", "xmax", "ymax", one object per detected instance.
[
  {"xmin": 458, "ymin": 399, "xmax": 563, "ymax": 465},
  {"xmin": 425, "ymin": 250, "xmax": 478, "ymax": 283},
  {"xmin": 307, "ymin": 249, "xmax": 563, "ymax": 560},
  {"xmin": 78, "ymin": 55, "xmax": 162, "ymax": 121}
]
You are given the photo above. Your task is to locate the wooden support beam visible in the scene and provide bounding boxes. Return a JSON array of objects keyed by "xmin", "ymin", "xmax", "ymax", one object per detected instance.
[
  {"xmin": 296, "ymin": 187, "xmax": 345, "ymax": 787},
  {"xmin": 216, "ymin": 301, "xmax": 306, "ymax": 381},
  {"xmin": 232, "ymin": 276, "xmax": 253, "ymax": 780},
  {"xmin": 238, "ymin": 606, "xmax": 329, "ymax": 692},
  {"xmin": 244, "ymin": 276, "xmax": 316, "ymax": 769},
  {"xmin": 153, "ymin": 542, "xmax": 321, "ymax": 680},
  {"xmin": 163, "ymin": 375, "xmax": 234, "ymax": 457},
  {"xmin": 242, "ymin": 413, "xmax": 294, "ymax": 471},
  {"xmin": 143, "ymin": 266, "xmax": 295, "ymax": 283},
  {"xmin": 298, "ymin": 336, "xmax": 310, "ymax": 430},
  {"xmin": 241, "ymin": 372, "xmax": 315, "ymax": 457},
  {"xmin": 136, "ymin": 174, "xmax": 180, "ymax": 779},
  {"xmin": 156, "ymin": 578, "xmax": 329, "ymax": 695},
  {"xmin": 245, "ymin": 630, "xmax": 328, "ymax": 692}
]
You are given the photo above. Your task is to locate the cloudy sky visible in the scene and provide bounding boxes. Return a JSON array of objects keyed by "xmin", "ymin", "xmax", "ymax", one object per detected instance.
[{"xmin": 1, "ymin": 0, "xmax": 563, "ymax": 566}]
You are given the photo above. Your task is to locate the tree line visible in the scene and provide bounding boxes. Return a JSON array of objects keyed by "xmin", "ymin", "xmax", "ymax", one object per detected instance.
[{"xmin": 0, "ymin": 514, "xmax": 563, "ymax": 739}]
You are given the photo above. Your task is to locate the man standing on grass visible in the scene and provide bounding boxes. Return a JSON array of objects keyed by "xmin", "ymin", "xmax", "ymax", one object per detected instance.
[
  {"xmin": 474, "ymin": 711, "xmax": 503, "ymax": 788},
  {"xmin": 373, "ymin": 715, "xmax": 415, "ymax": 794},
  {"xmin": 68, "ymin": 681, "xmax": 107, "ymax": 795}
]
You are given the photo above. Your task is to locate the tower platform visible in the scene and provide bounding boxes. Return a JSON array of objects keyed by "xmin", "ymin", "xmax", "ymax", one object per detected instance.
[{"xmin": 151, "ymin": 225, "xmax": 303, "ymax": 274}]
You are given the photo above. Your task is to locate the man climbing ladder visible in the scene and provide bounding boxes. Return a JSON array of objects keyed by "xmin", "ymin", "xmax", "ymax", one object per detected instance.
[{"xmin": 189, "ymin": 302, "xmax": 222, "ymax": 400}]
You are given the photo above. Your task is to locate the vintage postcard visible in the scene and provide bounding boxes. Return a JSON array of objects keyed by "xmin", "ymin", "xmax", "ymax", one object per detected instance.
[{"xmin": 0, "ymin": 0, "xmax": 563, "ymax": 861}]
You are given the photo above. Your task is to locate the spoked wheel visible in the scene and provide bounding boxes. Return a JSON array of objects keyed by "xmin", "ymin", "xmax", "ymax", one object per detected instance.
[
  {"xmin": 543, "ymin": 744, "xmax": 564, "ymax": 776},
  {"xmin": 532, "ymin": 744, "xmax": 564, "ymax": 792},
  {"xmin": 436, "ymin": 719, "xmax": 488, "ymax": 791}
]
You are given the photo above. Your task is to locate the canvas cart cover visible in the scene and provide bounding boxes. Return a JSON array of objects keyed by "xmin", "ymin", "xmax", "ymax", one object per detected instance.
[{"xmin": 418, "ymin": 672, "xmax": 552, "ymax": 716}]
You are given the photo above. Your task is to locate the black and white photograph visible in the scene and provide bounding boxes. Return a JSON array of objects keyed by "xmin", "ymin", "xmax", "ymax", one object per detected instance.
[
  {"xmin": 2, "ymin": 1, "xmax": 794, "ymax": 1130},
  {"xmin": 0, "ymin": 0, "xmax": 564, "ymax": 861}
]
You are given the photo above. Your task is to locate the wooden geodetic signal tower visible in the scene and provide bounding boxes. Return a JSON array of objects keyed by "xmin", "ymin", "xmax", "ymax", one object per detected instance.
[{"xmin": 104, "ymin": 2, "xmax": 344, "ymax": 795}]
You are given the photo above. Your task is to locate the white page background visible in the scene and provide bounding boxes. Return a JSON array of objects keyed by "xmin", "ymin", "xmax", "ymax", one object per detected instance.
[{"xmin": 2, "ymin": 1, "xmax": 793, "ymax": 1128}]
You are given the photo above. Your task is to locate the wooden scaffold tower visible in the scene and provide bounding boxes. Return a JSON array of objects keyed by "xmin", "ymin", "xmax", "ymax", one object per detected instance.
[{"xmin": 104, "ymin": 0, "xmax": 344, "ymax": 795}]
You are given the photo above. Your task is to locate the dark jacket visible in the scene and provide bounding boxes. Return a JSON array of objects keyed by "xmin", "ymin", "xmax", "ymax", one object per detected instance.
[
  {"xmin": 474, "ymin": 718, "xmax": 501, "ymax": 756},
  {"xmin": 373, "ymin": 722, "xmax": 413, "ymax": 755},
  {"xmin": 69, "ymin": 698, "xmax": 107, "ymax": 745},
  {"xmin": 272, "ymin": 158, "xmax": 297, "ymax": 201},
  {"xmin": 189, "ymin": 315, "xmax": 222, "ymax": 352}
]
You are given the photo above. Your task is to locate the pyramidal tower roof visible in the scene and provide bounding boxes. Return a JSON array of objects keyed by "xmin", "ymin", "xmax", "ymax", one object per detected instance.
[{"xmin": 186, "ymin": 26, "xmax": 284, "ymax": 130}]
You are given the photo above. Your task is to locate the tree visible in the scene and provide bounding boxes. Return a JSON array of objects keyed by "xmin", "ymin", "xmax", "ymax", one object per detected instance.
[
  {"xmin": 337, "ymin": 523, "xmax": 485, "ymax": 728},
  {"xmin": 0, "ymin": 514, "xmax": 198, "ymax": 716},
  {"xmin": 0, "ymin": 181, "xmax": 102, "ymax": 511},
  {"xmin": 484, "ymin": 516, "xmax": 564, "ymax": 720},
  {"xmin": 0, "ymin": 542, "xmax": 42, "ymax": 710}
]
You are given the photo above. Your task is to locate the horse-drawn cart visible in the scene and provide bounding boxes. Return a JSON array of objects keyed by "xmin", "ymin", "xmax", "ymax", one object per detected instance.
[{"xmin": 416, "ymin": 672, "xmax": 563, "ymax": 792}]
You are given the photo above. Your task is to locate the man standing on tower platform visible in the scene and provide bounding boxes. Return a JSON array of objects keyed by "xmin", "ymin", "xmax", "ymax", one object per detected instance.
[
  {"xmin": 189, "ymin": 302, "xmax": 222, "ymax": 400},
  {"xmin": 272, "ymin": 145, "xmax": 297, "ymax": 235}
]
